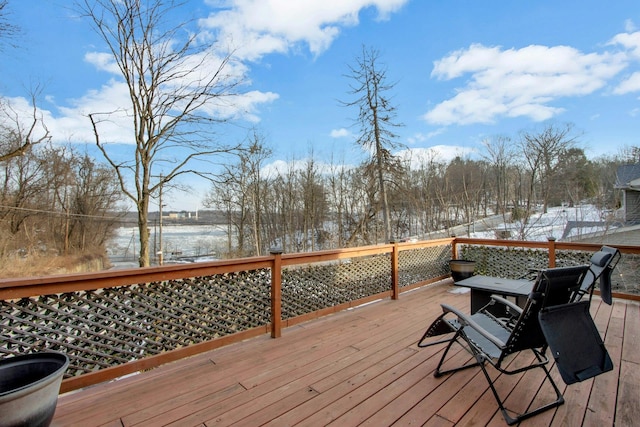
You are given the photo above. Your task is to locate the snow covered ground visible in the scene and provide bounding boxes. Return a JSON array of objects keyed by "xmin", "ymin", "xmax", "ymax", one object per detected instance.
[{"xmin": 467, "ymin": 204, "xmax": 618, "ymax": 241}]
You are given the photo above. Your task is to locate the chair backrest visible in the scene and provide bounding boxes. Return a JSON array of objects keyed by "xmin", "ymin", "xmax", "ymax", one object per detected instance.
[
  {"xmin": 574, "ymin": 246, "xmax": 620, "ymax": 305},
  {"xmin": 502, "ymin": 265, "xmax": 589, "ymax": 356}
]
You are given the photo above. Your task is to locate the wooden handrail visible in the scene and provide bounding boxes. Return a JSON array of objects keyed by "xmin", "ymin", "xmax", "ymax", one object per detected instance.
[{"xmin": 0, "ymin": 255, "xmax": 274, "ymax": 299}]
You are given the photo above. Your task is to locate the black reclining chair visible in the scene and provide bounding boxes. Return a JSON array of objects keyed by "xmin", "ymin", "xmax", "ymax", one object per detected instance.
[{"xmin": 418, "ymin": 265, "xmax": 589, "ymax": 425}]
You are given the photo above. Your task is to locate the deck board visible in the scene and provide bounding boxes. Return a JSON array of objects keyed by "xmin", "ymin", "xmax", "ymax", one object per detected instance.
[{"xmin": 52, "ymin": 282, "xmax": 639, "ymax": 426}]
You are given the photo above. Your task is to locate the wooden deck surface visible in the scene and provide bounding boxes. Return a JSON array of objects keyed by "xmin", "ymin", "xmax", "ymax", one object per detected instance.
[{"xmin": 52, "ymin": 281, "xmax": 640, "ymax": 426}]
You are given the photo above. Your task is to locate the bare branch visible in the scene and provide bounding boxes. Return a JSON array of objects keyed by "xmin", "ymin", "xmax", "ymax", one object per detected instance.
[
  {"xmin": 0, "ymin": 1, "xmax": 19, "ymax": 51},
  {"xmin": 0, "ymin": 90, "xmax": 51, "ymax": 162},
  {"xmin": 77, "ymin": 0, "xmax": 245, "ymax": 266}
]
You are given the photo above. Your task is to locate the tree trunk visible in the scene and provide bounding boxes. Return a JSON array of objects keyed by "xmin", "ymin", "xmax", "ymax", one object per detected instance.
[{"xmin": 137, "ymin": 196, "xmax": 150, "ymax": 267}]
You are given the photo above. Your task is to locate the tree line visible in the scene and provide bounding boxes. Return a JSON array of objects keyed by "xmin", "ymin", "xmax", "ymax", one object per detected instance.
[
  {"xmin": 204, "ymin": 126, "xmax": 632, "ymax": 258},
  {"xmin": 0, "ymin": 94, "xmax": 633, "ymax": 265},
  {"xmin": 0, "ymin": 96, "xmax": 123, "ymax": 266}
]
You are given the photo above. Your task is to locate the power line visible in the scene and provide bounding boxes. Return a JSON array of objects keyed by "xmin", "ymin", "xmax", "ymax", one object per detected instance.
[{"xmin": 0, "ymin": 204, "xmax": 127, "ymax": 221}]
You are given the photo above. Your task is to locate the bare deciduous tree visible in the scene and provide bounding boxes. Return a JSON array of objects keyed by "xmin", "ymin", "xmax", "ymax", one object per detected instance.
[
  {"xmin": 342, "ymin": 46, "xmax": 404, "ymax": 243},
  {"xmin": 78, "ymin": 0, "xmax": 243, "ymax": 266},
  {"xmin": 481, "ymin": 135, "xmax": 516, "ymax": 217},
  {"xmin": 0, "ymin": 141, "xmax": 123, "ymax": 260},
  {"xmin": 298, "ymin": 153, "xmax": 327, "ymax": 252},
  {"xmin": 520, "ymin": 123, "xmax": 579, "ymax": 214},
  {"xmin": 204, "ymin": 132, "xmax": 272, "ymax": 257},
  {"xmin": 244, "ymin": 135, "xmax": 272, "ymax": 255}
]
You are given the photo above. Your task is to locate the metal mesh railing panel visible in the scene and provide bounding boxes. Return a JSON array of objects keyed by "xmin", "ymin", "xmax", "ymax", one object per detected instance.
[
  {"xmin": 460, "ymin": 245, "xmax": 548, "ymax": 279},
  {"xmin": 2, "ymin": 241, "xmax": 637, "ymax": 381},
  {"xmin": 0, "ymin": 271, "xmax": 271, "ymax": 377},
  {"xmin": 460, "ymin": 245, "xmax": 639, "ymax": 294},
  {"xmin": 398, "ymin": 245, "xmax": 452, "ymax": 287},
  {"xmin": 606, "ymin": 252, "xmax": 640, "ymax": 294},
  {"xmin": 557, "ymin": 249, "xmax": 639, "ymax": 294},
  {"xmin": 281, "ymin": 254, "xmax": 391, "ymax": 319}
]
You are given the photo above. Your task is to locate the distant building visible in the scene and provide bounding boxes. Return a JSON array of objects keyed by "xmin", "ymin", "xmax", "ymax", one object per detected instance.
[
  {"xmin": 615, "ymin": 164, "xmax": 640, "ymax": 224},
  {"xmin": 164, "ymin": 211, "xmax": 192, "ymax": 220}
]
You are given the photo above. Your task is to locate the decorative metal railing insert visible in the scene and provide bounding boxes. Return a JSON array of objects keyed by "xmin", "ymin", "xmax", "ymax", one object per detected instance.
[
  {"xmin": 398, "ymin": 245, "xmax": 452, "ymax": 287},
  {"xmin": 1, "ymin": 271, "xmax": 273, "ymax": 377},
  {"xmin": 459, "ymin": 240, "xmax": 639, "ymax": 293}
]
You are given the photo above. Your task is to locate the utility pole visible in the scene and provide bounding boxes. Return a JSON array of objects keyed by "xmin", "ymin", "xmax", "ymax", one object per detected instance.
[{"xmin": 158, "ymin": 181, "xmax": 164, "ymax": 265}]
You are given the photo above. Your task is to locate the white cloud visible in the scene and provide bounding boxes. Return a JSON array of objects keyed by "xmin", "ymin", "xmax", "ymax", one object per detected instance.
[
  {"xmin": 4, "ymin": 79, "xmax": 279, "ymax": 145},
  {"xmin": 261, "ymin": 157, "xmax": 356, "ymax": 177},
  {"xmin": 407, "ymin": 133, "xmax": 426, "ymax": 144},
  {"xmin": 198, "ymin": 90, "xmax": 280, "ymax": 122},
  {"xmin": 624, "ymin": 20, "xmax": 637, "ymax": 33},
  {"xmin": 396, "ymin": 145, "xmax": 475, "ymax": 169},
  {"xmin": 609, "ymin": 31, "xmax": 640, "ymax": 94},
  {"xmin": 84, "ymin": 52, "xmax": 121, "ymax": 74},
  {"xmin": 613, "ymin": 71, "xmax": 640, "ymax": 94},
  {"xmin": 1, "ymin": 83, "xmax": 133, "ymax": 145},
  {"xmin": 406, "ymin": 129, "xmax": 445, "ymax": 144},
  {"xmin": 200, "ymin": 0, "xmax": 409, "ymax": 60},
  {"xmin": 609, "ymin": 30, "xmax": 640, "ymax": 58},
  {"xmin": 424, "ymin": 43, "xmax": 628, "ymax": 126},
  {"xmin": 0, "ymin": 96, "xmax": 52, "ymax": 142},
  {"xmin": 330, "ymin": 128, "xmax": 352, "ymax": 138},
  {"xmin": 16, "ymin": 1, "xmax": 408, "ymax": 145}
]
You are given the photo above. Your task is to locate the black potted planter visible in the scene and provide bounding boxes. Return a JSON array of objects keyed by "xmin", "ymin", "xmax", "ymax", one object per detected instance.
[
  {"xmin": 449, "ymin": 259, "xmax": 476, "ymax": 282},
  {"xmin": 0, "ymin": 352, "xmax": 69, "ymax": 427}
]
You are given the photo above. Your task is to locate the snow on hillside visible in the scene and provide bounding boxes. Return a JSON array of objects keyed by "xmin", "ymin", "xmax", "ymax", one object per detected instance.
[{"xmin": 468, "ymin": 204, "xmax": 616, "ymax": 241}]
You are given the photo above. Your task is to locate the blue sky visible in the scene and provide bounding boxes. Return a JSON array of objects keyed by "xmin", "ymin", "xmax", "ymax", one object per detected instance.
[{"xmin": 2, "ymin": 0, "xmax": 640, "ymax": 209}]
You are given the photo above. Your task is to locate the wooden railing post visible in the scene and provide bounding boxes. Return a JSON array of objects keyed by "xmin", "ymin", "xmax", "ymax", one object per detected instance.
[
  {"xmin": 451, "ymin": 236, "xmax": 459, "ymax": 259},
  {"xmin": 270, "ymin": 248, "xmax": 283, "ymax": 338},
  {"xmin": 548, "ymin": 237, "xmax": 557, "ymax": 268},
  {"xmin": 390, "ymin": 241, "xmax": 400, "ymax": 300}
]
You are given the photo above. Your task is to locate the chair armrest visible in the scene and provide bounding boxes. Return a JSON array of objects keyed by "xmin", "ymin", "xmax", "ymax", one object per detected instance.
[
  {"xmin": 441, "ymin": 304, "xmax": 507, "ymax": 349},
  {"xmin": 489, "ymin": 295, "xmax": 523, "ymax": 317}
]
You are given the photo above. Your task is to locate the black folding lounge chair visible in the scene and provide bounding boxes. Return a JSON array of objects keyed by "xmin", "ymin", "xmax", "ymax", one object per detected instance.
[{"xmin": 418, "ymin": 265, "xmax": 589, "ymax": 425}]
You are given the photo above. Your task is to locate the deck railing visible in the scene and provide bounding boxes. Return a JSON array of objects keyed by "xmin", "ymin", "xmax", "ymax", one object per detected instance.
[
  {"xmin": 455, "ymin": 238, "xmax": 640, "ymax": 295},
  {"xmin": 1, "ymin": 237, "xmax": 638, "ymax": 393}
]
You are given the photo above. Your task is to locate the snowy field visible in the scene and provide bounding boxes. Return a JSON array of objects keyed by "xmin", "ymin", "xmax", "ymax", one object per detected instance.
[{"xmin": 107, "ymin": 224, "xmax": 228, "ymax": 265}]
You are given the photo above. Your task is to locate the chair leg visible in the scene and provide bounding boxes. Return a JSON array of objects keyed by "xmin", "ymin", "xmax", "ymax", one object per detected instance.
[
  {"xmin": 433, "ymin": 331, "xmax": 482, "ymax": 377},
  {"xmin": 478, "ymin": 355, "xmax": 564, "ymax": 426}
]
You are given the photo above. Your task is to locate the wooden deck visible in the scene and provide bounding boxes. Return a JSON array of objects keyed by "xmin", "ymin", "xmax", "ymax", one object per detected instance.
[{"xmin": 52, "ymin": 281, "xmax": 640, "ymax": 426}]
